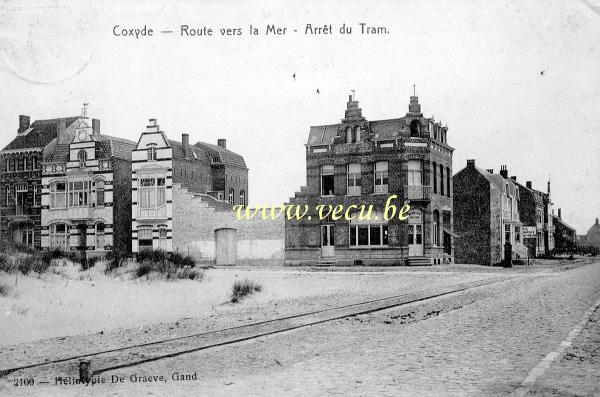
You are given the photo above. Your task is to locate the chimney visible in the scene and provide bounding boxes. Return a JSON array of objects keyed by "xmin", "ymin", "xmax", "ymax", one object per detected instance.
[
  {"xmin": 18, "ymin": 115, "xmax": 30, "ymax": 134},
  {"xmin": 57, "ymin": 119, "xmax": 69, "ymax": 144},
  {"xmin": 92, "ymin": 119, "xmax": 100, "ymax": 137},
  {"xmin": 467, "ymin": 159, "xmax": 475, "ymax": 168},
  {"xmin": 217, "ymin": 139, "xmax": 227, "ymax": 149},
  {"xmin": 510, "ymin": 176, "xmax": 517, "ymax": 181},
  {"xmin": 558, "ymin": 208, "xmax": 562, "ymax": 219},
  {"xmin": 182, "ymin": 133, "xmax": 190, "ymax": 156},
  {"xmin": 499, "ymin": 165, "xmax": 508, "ymax": 179},
  {"xmin": 526, "ymin": 181, "xmax": 532, "ymax": 189},
  {"xmin": 486, "ymin": 169, "xmax": 494, "ymax": 174}
]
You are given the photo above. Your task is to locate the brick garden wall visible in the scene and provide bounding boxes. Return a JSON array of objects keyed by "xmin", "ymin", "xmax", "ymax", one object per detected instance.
[{"xmin": 172, "ymin": 184, "xmax": 283, "ymax": 265}]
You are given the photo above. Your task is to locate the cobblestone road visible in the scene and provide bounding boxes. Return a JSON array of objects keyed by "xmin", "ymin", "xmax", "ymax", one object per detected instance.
[{"xmin": 3, "ymin": 261, "xmax": 599, "ymax": 396}]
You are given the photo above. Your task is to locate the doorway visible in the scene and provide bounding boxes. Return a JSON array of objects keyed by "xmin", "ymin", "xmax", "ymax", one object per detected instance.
[
  {"xmin": 321, "ymin": 224, "xmax": 335, "ymax": 258},
  {"xmin": 216, "ymin": 228, "xmax": 237, "ymax": 265}
]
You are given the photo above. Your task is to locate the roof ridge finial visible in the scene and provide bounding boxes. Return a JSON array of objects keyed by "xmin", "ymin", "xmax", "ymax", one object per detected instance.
[
  {"xmin": 351, "ymin": 89, "xmax": 356, "ymax": 101},
  {"xmin": 81, "ymin": 102, "xmax": 89, "ymax": 118},
  {"xmin": 413, "ymin": 83, "xmax": 416, "ymax": 96}
]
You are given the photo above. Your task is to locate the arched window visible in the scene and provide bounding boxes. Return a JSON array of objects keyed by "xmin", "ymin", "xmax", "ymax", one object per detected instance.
[
  {"xmin": 446, "ymin": 167, "xmax": 451, "ymax": 198},
  {"xmin": 96, "ymin": 180, "xmax": 105, "ymax": 205},
  {"xmin": 346, "ymin": 126, "xmax": 352, "ymax": 143},
  {"xmin": 432, "ymin": 210, "xmax": 440, "ymax": 246},
  {"xmin": 228, "ymin": 188, "xmax": 234, "ymax": 204},
  {"xmin": 96, "ymin": 223, "xmax": 105, "ymax": 250},
  {"xmin": 157, "ymin": 226, "xmax": 168, "ymax": 251},
  {"xmin": 239, "ymin": 190, "xmax": 245, "ymax": 206},
  {"xmin": 77, "ymin": 150, "xmax": 87, "ymax": 167},
  {"xmin": 432, "ymin": 162, "xmax": 437, "ymax": 194},
  {"xmin": 23, "ymin": 157, "xmax": 27, "ymax": 170},
  {"xmin": 353, "ymin": 126, "xmax": 361, "ymax": 142},
  {"xmin": 410, "ymin": 120, "xmax": 421, "ymax": 138},
  {"xmin": 439, "ymin": 164, "xmax": 444, "ymax": 196}
]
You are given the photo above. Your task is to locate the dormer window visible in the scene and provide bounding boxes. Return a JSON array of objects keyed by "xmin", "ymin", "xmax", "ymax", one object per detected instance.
[
  {"xmin": 410, "ymin": 120, "xmax": 421, "ymax": 138},
  {"xmin": 77, "ymin": 150, "xmax": 87, "ymax": 168}
]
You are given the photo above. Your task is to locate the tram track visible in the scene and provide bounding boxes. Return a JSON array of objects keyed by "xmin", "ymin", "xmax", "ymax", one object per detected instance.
[{"xmin": 0, "ymin": 274, "xmax": 516, "ymax": 379}]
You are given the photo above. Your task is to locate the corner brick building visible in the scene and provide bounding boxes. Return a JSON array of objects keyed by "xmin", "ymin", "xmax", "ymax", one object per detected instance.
[
  {"xmin": 453, "ymin": 160, "xmax": 528, "ymax": 266},
  {"xmin": 40, "ymin": 109, "xmax": 136, "ymax": 255},
  {"xmin": 285, "ymin": 94, "xmax": 454, "ymax": 266},
  {"xmin": 0, "ymin": 113, "xmax": 99, "ymax": 248}
]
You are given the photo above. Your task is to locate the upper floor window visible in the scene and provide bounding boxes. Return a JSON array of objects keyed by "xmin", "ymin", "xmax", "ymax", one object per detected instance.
[
  {"xmin": 410, "ymin": 120, "xmax": 421, "ymax": 138},
  {"xmin": 321, "ymin": 165, "xmax": 334, "ymax": 196},
  {"xmin": 407, "ymin": 160, "xmax": 422, "ymax": 187},
  {"xmin": 439, "ymin": 164, "xmax": 444, "ymax": 196},
  {"xmin": 32, "ymin": 156, "xmax": 37, "ymax": 170},
  {"xmin": 23, "ymin": 158, "xmax": 27, "ymax": 170},
  {"xmin": 228, "ymin": 188, "xmax": 234, "ymax": 204},
  {"xmin": 68, "ymin": 180, "xmax": 92, "ymax": 207},
  {"xmin": 346, "ymin": 127, "xmax": 352, "ymax": 143},
  {"xmin": 347, "ymin": 163, "xmax": 361, "ymax": 195},
  {"xmin": 239, "ymin": 190, "xmax": 246, "ymax": 206},
  {"xmin": 353, "ymin": 127, "xmax": 361, "ymax": 142},
  {"xmin": 96, "ymin": 180, "xmax": 105, "ymax": 206},
  {"xmin": 432, "ymin": 161, "xmax": 438, "ymax": 194},
  {"xmin": 446, "ymin": 166, "xmax": 451, "ymax": 198},
  {"xmin": 33, "ymin": 184, "xmax": 41, "ymax": 206},
  {"xmin": 50, "ymin": 182, "xmax": 67, "ymax": 209},
  {"xmin": 139, "ymin": 172, "xmax": 166, "ymax": 218},
  {"xmin": 374, "ymin": 161, "xmax": 389, "ymax": 193},
  {"xmin": 147, "ymin": 144, "xmax": 157, "ymax": 161},
  {"xmin": 5, "ymin": 158, "xmax": 9, "ymax": 172},
  {"xmin": 5, "ymin": 186, "xmax": 11, "ymax": 206},
  {"xmin": 77, "ymin": 150, "xmax": 87, "ymax": 168}
]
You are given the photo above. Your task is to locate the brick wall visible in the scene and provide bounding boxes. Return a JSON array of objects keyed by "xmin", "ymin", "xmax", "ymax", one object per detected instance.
[
  {"xmin": 453, "ymin": 166, "xmax": 492, "ymax": 265},
  {"xmin": 172, "ymin": 184, "xmax": 283, "ymax": 265}
]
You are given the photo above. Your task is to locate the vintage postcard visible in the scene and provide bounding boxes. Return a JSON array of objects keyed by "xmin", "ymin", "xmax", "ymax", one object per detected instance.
[{"xmin": 0, "ymin": 0, "xmax": 599, "ymax": 396}]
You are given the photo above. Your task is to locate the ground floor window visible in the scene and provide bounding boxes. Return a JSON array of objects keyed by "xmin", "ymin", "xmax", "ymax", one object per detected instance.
[
  {"xmin": 157, "ymin": 227, "xmax": 168, "ymax": 251},
  {"xmin": 349, "ymin": 224, "xmax": 388, "ymax": 246},
  {"xmin": 50, "ymin": 223, "xmax": 69, "ymax": 249},
  {"xmin": 407, "ymin": 224, "xmax": 423, "ymax": 245},
  {"xmin": 20, "ymin": 227, "xmax": 34, "ymax": 246},
  {"xmin": 96, "ymin": 223, "xmax": 105, "ymax": 250},
  {"xmin": 138, "ymin": 227, "xmax": 153, "ymax": 251}
]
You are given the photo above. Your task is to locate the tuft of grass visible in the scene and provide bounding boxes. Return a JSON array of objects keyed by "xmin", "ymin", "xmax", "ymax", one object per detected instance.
[
  {"xmin": 231, "ymin": 279, "xmax": 262, "ymax": 303},
  {"xmin": 104, "ymin": 251, "xmax": 128, "ymax": 274},
  {"xmin": 0, "ymin": 282, "xmax": 10, "ymax": 296},
  {"xmin": 135, "ymin": 262, "xmax": 153, "ymax": 278},
  {"xmin": 176, "ymin": 266, "xmax": 204, "ymax": 281}
]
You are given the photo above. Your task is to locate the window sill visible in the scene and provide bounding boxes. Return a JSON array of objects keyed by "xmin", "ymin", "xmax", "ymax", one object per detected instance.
[{"xmin": 348, "ymin": 245, "xmax": 392, "ymax": 249}]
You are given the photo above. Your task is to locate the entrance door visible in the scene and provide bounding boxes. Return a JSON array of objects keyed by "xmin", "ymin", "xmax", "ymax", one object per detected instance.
[
  {"xmin": 408, "ymin": 224, "xmax": 423, "ymax": 256},
  {"xmin": 216, "ymin": 228, "xmax": 237, "ymax": 265},
  {"xmin": 321, "ymin": 224, "xmax": 334, "ymax": 258}
]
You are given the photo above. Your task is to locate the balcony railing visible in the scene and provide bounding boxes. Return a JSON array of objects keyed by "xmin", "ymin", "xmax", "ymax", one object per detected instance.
[{"xmin": 404, "ymin": 185, "xmax": 432, "ymax": 201}]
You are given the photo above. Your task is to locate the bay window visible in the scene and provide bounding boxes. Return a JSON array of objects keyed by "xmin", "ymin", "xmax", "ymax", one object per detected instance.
[
  {"xmin": 50, "ymin": 182, "xmax": 67, "ymax": 208},
  {"xmin": 68, "ymin": 180, "xmax": 92, "ymax": 207},
  {"xmin": 139, "ymin": 172, "xmax": 166, "ymax": 218}
]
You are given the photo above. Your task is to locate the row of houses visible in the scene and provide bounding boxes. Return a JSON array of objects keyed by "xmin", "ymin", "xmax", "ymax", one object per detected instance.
[
  {"xmin": 284, "ymin": 95, "xmax": 580, "ymax": 266},
  {"xmin": 0, "ymin": 106, "xmax": 284, "ymax": 264},
  {"xmin": 0, "ymin": 96, "xmax": 585, "ymax": 266}
]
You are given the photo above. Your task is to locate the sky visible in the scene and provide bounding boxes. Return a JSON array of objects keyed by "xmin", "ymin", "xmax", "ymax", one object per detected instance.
[{"xmin": 0, "ymin": 0, "xmax": 599, "ymax": 233}]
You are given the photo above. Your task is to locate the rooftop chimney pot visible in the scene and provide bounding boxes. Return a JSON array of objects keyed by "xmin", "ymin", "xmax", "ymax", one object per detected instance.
[
  {"xmin": 182, "ymin": 133, "xmax": 190, "ymax": 155},
  {"xmin": 217, "ymin": 139, "xmax": 227, "ymax": 149},
  {"xmin": 18, "ymin": 115, "xmax": 30, "ymax": 134},
  {"xmin": 526, "ymin": 181, "xmax": 532, "ymax": 189}
]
